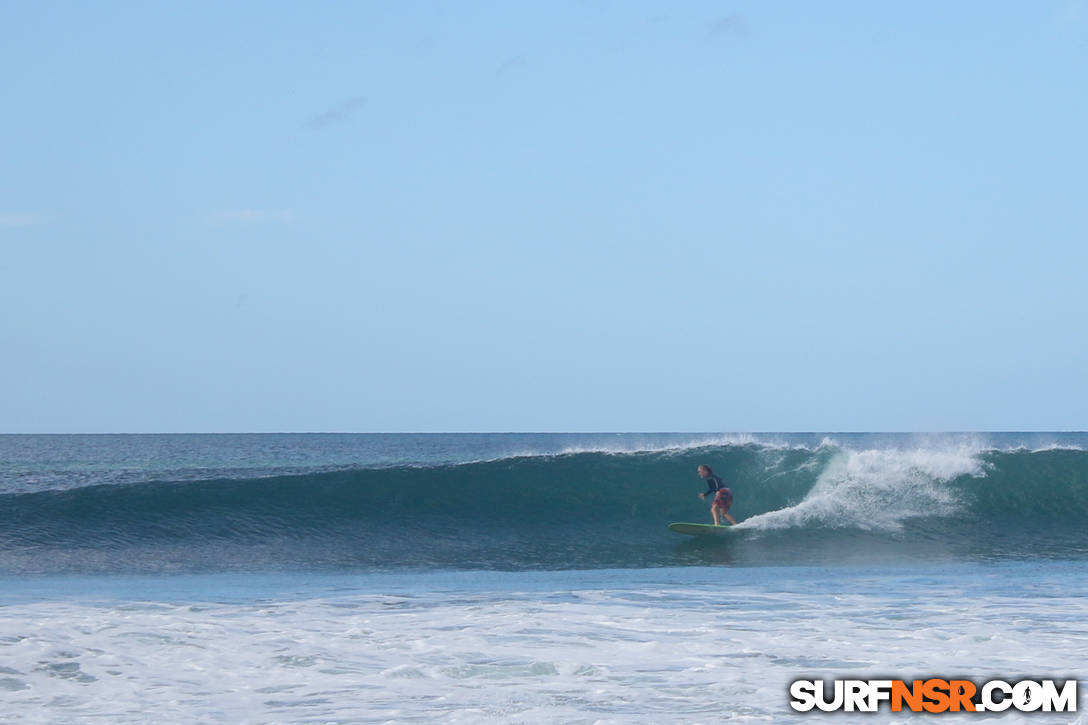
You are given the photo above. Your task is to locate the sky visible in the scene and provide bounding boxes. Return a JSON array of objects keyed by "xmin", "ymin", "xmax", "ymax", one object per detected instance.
[{"xmin": 2, "ymin": 0, "xmax": 1086, "ymax": 433}]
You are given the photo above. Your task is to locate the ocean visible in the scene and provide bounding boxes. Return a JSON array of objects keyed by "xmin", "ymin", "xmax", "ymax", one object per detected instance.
[{"xmin": 1, "ymin": 433, "xmax": 1085, "ymax": 723}]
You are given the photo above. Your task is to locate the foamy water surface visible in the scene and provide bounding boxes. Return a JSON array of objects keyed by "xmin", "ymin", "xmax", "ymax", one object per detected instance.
[{"xmin": 3, "ymin": 563, "xmax": 1085, "ymax": 724}]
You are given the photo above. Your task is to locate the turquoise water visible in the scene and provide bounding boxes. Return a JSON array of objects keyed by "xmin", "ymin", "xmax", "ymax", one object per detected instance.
[
  {"xmin": 1, "ymin": 434, "xmax": 1085, "ymax": 722},
  {"xmin": 1, "ymin": 433, "xmax": 1086, "ymax": 574}
]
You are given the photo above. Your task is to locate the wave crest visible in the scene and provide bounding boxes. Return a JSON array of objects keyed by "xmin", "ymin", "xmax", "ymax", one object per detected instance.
[{"xmin": 1, "ymin": 443, "xmax": 1086, "ymax": 573}]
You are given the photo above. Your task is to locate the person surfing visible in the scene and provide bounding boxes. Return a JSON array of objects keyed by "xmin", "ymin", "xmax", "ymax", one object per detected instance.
[{"xmin": 697, "ymin": 464, "xmax": 736, "ymax": 526}]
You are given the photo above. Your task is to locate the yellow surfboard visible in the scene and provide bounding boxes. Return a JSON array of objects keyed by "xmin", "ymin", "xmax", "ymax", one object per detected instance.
[{"xmin": 668, "ymin": 522, "xmax": 738, "ymax": 536}]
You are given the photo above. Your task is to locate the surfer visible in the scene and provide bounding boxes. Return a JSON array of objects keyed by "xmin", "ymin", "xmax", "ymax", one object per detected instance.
[{"xmin": 697, "ymin": 464, "xmax": 736, "ymax": 526}]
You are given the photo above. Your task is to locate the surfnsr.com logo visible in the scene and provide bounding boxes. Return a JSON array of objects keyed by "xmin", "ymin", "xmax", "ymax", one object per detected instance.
[{"xmin": 789, "ymin": 679, "xmax": 1077, "ymax": 713}]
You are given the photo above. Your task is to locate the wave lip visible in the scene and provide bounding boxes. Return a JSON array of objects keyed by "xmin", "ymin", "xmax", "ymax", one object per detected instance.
[
  {"xmin": 0, "ymin": 442, "xmax": 1087, "ymax": 574},
  {"xmin": 741, "ymin": 444, "xmax": 987, "ymax": 532}
]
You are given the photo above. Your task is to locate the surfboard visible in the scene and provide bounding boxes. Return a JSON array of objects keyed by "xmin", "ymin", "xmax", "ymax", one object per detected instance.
[{"xmin": 668, "ymin": 522, "xmax": 737, "ymax": 536}]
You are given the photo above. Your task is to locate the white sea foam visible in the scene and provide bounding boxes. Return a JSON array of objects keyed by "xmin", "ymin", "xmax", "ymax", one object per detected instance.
[
  {"xmin": 1, "ymin": 564, "xmax": 1084, "ymax": 724},
  {"xmin": 741, "ymin": 444, "xmax": 988, "ymax": 532}
]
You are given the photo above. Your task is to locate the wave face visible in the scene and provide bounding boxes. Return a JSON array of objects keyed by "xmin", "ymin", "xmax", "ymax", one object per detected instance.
[{"xmin": 2, "ymin": 440, "xmax": 1087, "ymax": 574}]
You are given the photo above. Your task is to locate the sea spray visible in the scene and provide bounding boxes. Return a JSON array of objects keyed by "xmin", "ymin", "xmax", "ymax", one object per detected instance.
[{"xmin": 2, "ymin": 439, "xmax": 1086, "ymax": 573}]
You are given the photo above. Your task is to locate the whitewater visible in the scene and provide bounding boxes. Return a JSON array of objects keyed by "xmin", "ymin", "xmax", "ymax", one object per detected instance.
[{"xmin": 1, "ymin": 433, "xmax": 1085, "ymax": 723}]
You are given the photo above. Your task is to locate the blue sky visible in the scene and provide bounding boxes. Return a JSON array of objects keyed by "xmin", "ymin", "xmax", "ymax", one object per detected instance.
[{"xmin": 2, "ymin": 1, "xmax": 1086, "ymax": 432}]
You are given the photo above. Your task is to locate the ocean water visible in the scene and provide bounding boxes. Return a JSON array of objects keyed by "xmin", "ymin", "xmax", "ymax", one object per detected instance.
[{"xmin": 1, "ymin": 433, "xmax": 1085, "ymax": 723}]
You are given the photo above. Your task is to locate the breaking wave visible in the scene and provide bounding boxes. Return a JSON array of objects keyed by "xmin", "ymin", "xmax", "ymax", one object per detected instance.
[{"xmin": 1, "ymin": 440, "xmax": 1086, "ymax": 573}]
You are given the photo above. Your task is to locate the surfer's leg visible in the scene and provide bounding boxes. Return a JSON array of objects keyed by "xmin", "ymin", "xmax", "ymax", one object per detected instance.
[
  {"xmin": 711, "ymin": 505, "xmax": 721, "ymax": 526},
  {"xmin": 716, "ymin": 492, "xmax": 736, "ymax": 525}
]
